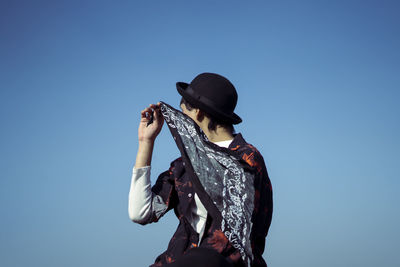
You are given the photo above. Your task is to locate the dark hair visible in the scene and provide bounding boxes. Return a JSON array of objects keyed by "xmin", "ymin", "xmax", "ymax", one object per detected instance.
[{"xmin": 180, "ymin": 97, "xmax": 235, "ymax": 134}]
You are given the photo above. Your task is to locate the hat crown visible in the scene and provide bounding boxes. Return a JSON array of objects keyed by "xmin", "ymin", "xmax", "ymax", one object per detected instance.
[
  {"xmin": 189, "ymin": 73, "xmax": 238, "ymax": 113},
  {"xmin": 176, "ymin": 72, "xmax": 242, "ymax": 124}
]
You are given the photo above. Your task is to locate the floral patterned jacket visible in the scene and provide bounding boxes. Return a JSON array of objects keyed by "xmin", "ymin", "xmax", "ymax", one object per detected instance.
[{"xmin": 147, "ymin": 103, "xmax": 273, "ymax": 267}]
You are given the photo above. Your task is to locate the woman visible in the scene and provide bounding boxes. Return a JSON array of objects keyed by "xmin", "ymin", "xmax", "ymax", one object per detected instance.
[{"xmin": 129, "ymin": 73, "xmax": 273, "ymax": 267}]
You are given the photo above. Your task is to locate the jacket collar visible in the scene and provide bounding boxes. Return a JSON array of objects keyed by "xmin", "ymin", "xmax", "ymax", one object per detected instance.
[{"xmin": 228, "ymin": 133, "xmax": 246, "ymax": 149}]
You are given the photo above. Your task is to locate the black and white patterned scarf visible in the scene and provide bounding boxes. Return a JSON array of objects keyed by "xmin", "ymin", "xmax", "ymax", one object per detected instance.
[{"xmin": 160, "ymin": 102, "xmax": 255, "ymax": 266}]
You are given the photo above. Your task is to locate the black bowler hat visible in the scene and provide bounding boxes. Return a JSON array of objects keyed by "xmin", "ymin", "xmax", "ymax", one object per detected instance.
[{"xmin": 176, "ymin": 73, "xmax": 242, "ymax": 124}]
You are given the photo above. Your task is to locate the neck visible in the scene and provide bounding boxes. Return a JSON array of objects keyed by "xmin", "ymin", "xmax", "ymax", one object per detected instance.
[
  {"xmin": 192, "ymin": 114, "xmax": 234, "ymax": 142},
  {"xmin": 202, "ymin": 127, "xmax": 234, "ymax": 143}
]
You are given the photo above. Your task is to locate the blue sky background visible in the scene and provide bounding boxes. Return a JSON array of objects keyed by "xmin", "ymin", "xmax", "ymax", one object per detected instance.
[{"xmin": 1, "ymin": 0, "xmax": 399, "ymax": 266}]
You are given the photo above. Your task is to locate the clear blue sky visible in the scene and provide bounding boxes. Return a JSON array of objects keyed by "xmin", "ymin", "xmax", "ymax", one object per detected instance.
[{"xmin": 1, "ymin": 1, "xmax": 399, "ymax": 266}]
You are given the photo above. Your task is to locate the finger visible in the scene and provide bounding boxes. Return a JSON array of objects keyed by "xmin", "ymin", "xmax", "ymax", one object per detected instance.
[
  {"xmin": 149, "ymin": 104, "xmax": 159, "ymax": 113},
  {"xmin": 141, "ymin": 110, "xmax": 153, "ymax": 121},
  {"xmin": 141, "ymin": 109, "xmax": 150, "ymax": 118},
  {"xmin": 157, "ymin": 103, "xmax": 163, "ymax": 118},
  {"xmin": 153, "ymin": 111, "xmax": 164, "ymax": 126},
  {"xmin": 148, "ymin": 104, "xmax": 161, "ymax": 115},
  {"xmin": 141, "ymin": 106, "xmax": 153, "ymax": 115},
  {"xmin": 152, "ymin": 108, "xmax": 159, "ymax": 122},
  {"xmin": 156, "ymin": 102, "xmax": 162, "ymax": 112},
  {"xmin": 147, "ymin": 104, "xmax": 156, "ymax": 113}
]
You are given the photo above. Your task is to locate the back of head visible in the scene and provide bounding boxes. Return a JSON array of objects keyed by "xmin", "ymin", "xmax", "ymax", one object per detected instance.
[
  {"xmin": 180, "ymin": 97, "xmax": 235, "ymax": 134},
  {"xmin": 176, "ymin": 72, "xmax": 242, "ymax": 134}
]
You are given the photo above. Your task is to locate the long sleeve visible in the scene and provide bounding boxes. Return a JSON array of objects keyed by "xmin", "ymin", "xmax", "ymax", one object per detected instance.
[{"xmin": 128, "ymin": 166, "xmax": 169, "ymax": 225}]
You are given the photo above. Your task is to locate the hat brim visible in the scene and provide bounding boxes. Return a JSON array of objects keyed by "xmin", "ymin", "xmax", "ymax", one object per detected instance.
[{"xmin": 176, "ymin": 82, "xmax": 242, "ymax": 125}]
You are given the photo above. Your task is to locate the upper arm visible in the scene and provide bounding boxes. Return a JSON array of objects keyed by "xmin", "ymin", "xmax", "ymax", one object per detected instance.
[
  {"xmin": 128, "ymin": 159, "xmax": 180, "ymax": 225},
  {"xmin": 151, "ymin": 158, "xmax": 182, "ymax": 218}
]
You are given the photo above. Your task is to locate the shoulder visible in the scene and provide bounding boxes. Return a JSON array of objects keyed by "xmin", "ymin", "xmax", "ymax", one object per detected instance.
[
  {"xmin": 168, "ymin": 157, "xmax": 184, "ymax": 176},
  {"xmin": 230, "ymin": 134, "xmax": 265, "ymax": 170},
  {"xmin": 170, "ymin": 157, "xmax": 183, "ymax": 166}
]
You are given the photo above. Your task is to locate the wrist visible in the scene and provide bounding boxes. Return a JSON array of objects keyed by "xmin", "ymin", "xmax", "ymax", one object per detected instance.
[
  {"xmin": 138, "ymin": 138, "xmax": 155, "ymax": 144},
  {"xmin": 138, "ymin": 140, "xmax": 155, "ymax": 152}
]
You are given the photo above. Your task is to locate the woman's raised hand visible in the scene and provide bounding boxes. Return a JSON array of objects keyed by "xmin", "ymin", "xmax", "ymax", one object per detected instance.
[{"xmin": 138, "ymin": 103, "xmax": 164, "ymax": 143}]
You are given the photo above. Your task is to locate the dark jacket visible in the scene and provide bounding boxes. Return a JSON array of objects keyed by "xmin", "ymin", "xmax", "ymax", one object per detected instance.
[{"xmin": 148, "ymin": 133, "xmax": 273, "ymax": 267}]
